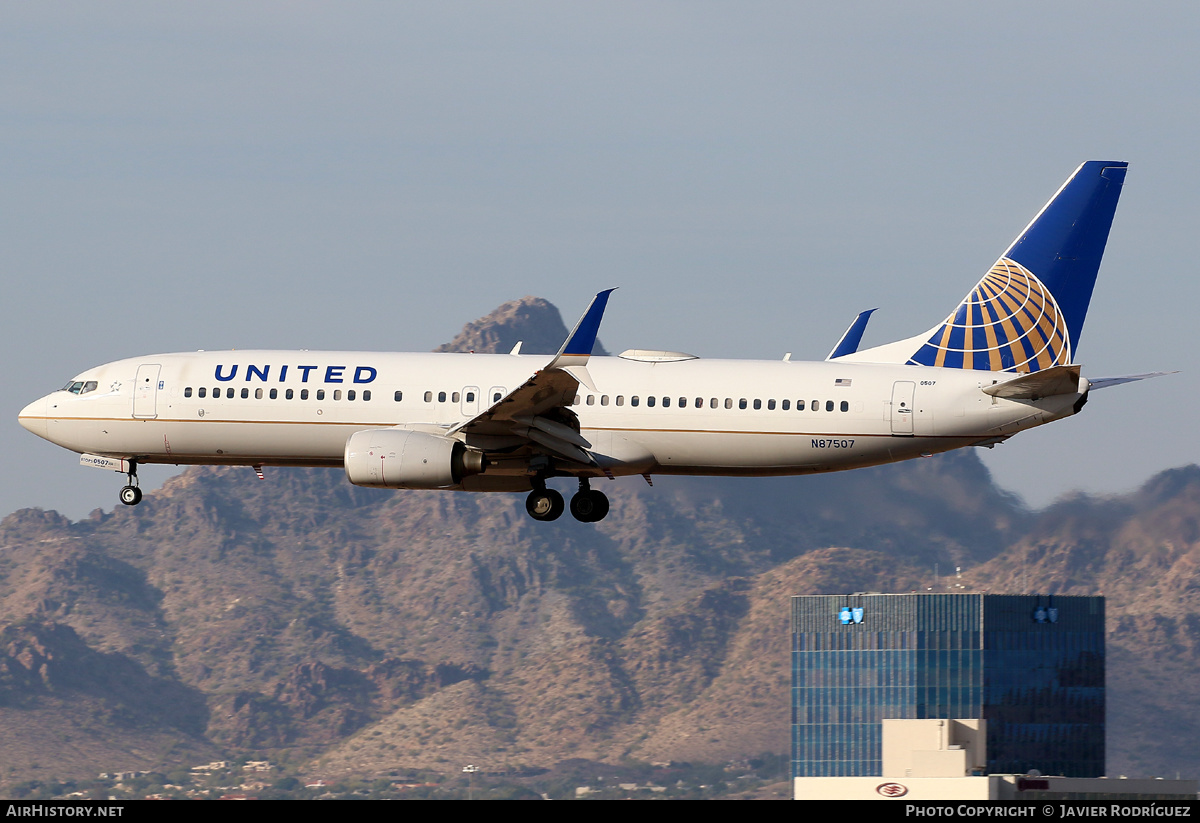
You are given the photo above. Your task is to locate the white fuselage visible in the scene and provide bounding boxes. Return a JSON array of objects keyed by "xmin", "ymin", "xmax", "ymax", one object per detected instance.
[{"xmin": 18, "ymin": 349, "xmax": 1085, "ymax": 485}]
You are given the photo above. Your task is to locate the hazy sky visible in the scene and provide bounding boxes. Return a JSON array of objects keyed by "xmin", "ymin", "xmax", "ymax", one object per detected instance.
[{"xmin": 4, "ymin": 2, "xmax": 1198, "ymax": 519}]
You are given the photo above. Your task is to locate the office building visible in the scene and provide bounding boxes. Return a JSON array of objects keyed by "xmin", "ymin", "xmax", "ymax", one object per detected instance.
[{"xmin": 791, "ymin": 593, "xmax": 1105, "ymax": 779}]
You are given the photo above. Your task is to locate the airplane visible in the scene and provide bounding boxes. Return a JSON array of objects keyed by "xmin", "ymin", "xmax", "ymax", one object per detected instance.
[{"xmin": 19, "ymin": 161, "xmax": 1156, "ymax": 523}]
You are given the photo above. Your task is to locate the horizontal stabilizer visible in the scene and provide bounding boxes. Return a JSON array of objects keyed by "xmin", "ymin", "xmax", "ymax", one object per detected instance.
[
  {"xmin": 982, "ymin": 365, "xmax": 1081, "ymax": 399},
  {"xmin": 1088, "ymin": 371, "xmax": 1177, "ymax": 391}
]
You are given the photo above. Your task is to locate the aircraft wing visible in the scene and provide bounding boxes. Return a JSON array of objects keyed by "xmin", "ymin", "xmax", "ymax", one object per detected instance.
[{"xmin": 447, "ymin": 289, "xmax": 615, "ymax": 465}]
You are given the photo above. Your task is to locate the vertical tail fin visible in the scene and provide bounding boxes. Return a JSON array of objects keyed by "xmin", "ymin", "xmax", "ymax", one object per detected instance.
[{"xmin": 845, "ymin": 162, "xmax": 1128, "ymax": 372}]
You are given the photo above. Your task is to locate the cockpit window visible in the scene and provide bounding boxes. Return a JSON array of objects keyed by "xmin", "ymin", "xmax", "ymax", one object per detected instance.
[{"xmin": 61, "ymin": 380, "xmax": 99, "ymax": 395}]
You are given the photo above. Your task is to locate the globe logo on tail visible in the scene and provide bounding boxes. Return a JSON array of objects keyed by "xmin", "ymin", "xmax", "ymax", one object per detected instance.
[{"xmin": 908, "ymin": 258, "xmax": 1072, "ymax": 373}]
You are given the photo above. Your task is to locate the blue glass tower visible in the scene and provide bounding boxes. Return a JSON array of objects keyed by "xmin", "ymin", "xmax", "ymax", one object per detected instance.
[{"xmin": 791, "ymin": 594, "xmax": 1105, "ymax": 778}]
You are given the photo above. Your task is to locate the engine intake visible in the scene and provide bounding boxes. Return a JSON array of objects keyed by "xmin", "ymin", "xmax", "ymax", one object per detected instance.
[{"xmin": 344, "ymin": 429, "xmax": 484, "ymax": 489}]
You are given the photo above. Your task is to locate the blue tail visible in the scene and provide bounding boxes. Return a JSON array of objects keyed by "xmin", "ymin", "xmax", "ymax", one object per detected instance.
[{"xmin": 905, "ymin": 161, "xmax": 1127, "ymax": 372}]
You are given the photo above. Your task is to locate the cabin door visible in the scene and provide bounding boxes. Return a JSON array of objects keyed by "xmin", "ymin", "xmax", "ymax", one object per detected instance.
[
  {"xmin": 890, "ymin": 381, "xmax": 915, "ymax": 435},
  {"xmin": 133, "ymin": 364, "xmax": 161, "ymax": 419}
]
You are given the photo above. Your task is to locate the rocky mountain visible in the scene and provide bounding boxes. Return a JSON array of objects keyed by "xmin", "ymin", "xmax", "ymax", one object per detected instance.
[
  {"xmin": 434, "ymin": 296, "xmax": 609, "ymax": 356},
  {"xmin": 0, "ymin": 297, "xmax": 1195, "ymax": 791}
]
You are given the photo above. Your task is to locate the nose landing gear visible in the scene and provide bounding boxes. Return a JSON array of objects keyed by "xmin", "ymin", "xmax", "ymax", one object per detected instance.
[{"xmin": 119, "ymin": 462, "xmax": 142, "ymax": 506}]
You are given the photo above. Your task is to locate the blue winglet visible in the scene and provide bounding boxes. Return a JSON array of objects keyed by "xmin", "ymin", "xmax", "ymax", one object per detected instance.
[
  {"xmin": 827, "ymin": 308, "xmax": 877, "ymax": 360},
  {"xmin": 557, "ymin": 289, "xmax": 616, "ymax": 359}
]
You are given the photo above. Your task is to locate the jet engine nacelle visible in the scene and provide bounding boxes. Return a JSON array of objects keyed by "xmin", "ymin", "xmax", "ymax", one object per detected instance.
[{"xmin": 344, "ymin": 429, "xmax": 485, "ymax": 489}]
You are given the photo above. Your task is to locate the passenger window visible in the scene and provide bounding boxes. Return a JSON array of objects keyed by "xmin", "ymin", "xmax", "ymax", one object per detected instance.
[
  {"xmin": 710, "ymin": 398, "xmax": 718, "ymax": 409},
  {"xmin": 256, "ymin": 388, "xmax": 264, "ymax": 400},
  {"xmin": 212, "ymin": 388, "xmax": 220, "ymax": 398},
  {"xmin": 492, "ymin": 392, "xmax": 502, "ymax": 402},
  {"xmin": 826, "ymin": 400, "xmax": 834, "ymax": 412},
  {"xmin": 363, "ymin": 390, "xmax": 371, "ymax": 401},
  {"xmin": 438, "ymin": 391, "xmax": 447, "ymax": 403},
  {"xmin": 574, "ymin": 394, "xmax": 581, "ymax": 405},
  {"xmin": 424, "ymin": 391, "xmax": 432, "ymax": 402},
  {"xmin": 316, "ymin": 389, "xmax": 325, "ymax": 400},
  {"xmin": 811, "ymin": 399, "xmax": 818, "ymax": 411},
  {"xmin": 395, "ymin": 391, "xmax": 403, "ymax": 402},
  {"xmin": 227, "ymin": 388, "xmax": 235, "ymax": 399},
  {"xmin": 452, "ymin": 391, "xmax": 460, "ymax": 403},
  {"xmin": 270, "ymin": 389, "xmax": 278, "ymax": 400},
  {"xmin": 198, "ymin": 387, "xmax": 207, "ymax": 399},
  {"xmin": 767, "ymin": 399, "xmax": 776, "ymax": 410},
  {"xmin": 661, "ymin": 397, "xmax": 670, "ymax": 408},
  {"xmin": 601, "ymin": 395, "xmax": 609, "ymax": 406},
  {"xmin": 725, "ymin": 398, "xmax": 732, "ymax": 409},
  {"xmin": 739, "ymin": 399, "xmax": 747, "ymax": 410},
  {"xmin": 647, "ymin": 396, "xmax": 656, "ymax": 407},
  {"xmin": 616, "ymin": 396, "xmax": 624, "ymax": 406},
  {"xmin": 797, "ymin": 400, "xmax": 805, "ymax": 411},
  {"xmin": 782, "ymin": 400, "xmax": 790, "ymax": 410},
  {"xmin": 753, "ymin": 399, "xmax": 762, "ymax": 410},
  {"xmin": 466, "ymin": 391, "xmax": 474, "ymax": 402},
  {"xmin": 334, "ymin": 390, "xmax": 342, "ymax": 401},
  {"xmin": 631, "ymin": 396, "xmax": 640, "ymax": 407},
  {"xmin": 348, "ymin": 390, "xmax": 356, "ymax": 401},
  {"xmin": 695, "ymin": 398, "xmax": 702, "ymax": 408},
  {"xmin": 184, "ymin": 387, "xmax": 193, "ymax": 398},
  {"xmin": 586, "ymin": 395, "xmax": 595, "ymax": 405},
  {"xmin": 286, "ymin": 389, "xmax": 294, "ymax": 400},
  {"xmin": 300, "ymin": 389, "xmax": 308, "ymax": 400},
  {"xmin": 840, "ymin": 400, "xmax": 849, "ymax": 412},
  {"xmin": 241, "ymin": 388, "xmax": 249, "ymax": 399}
]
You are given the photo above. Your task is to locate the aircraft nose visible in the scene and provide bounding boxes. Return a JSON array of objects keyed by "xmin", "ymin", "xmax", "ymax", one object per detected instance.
[{"xmin": 18, "ymin": 397, "xmax": 48, "ymax": 440}]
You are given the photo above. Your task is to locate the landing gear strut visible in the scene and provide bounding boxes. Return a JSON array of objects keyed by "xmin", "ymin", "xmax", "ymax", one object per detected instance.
[
  {"xmin": 569, "ymin": 479, "xmax": 609, "ymax": 523},
  {"xmin": 119, "ymin": 461, "xmax": 142, "ymax": 506}
]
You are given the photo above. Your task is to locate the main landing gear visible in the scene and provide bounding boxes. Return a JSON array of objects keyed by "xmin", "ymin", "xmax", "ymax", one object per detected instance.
[
  {"xmin": 119, "ymin": 461, "xmax": 142, "ymax": 506},
  {"xmin": 525, "ymin": 479, "xmax": 610, "ymax": 523}
]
